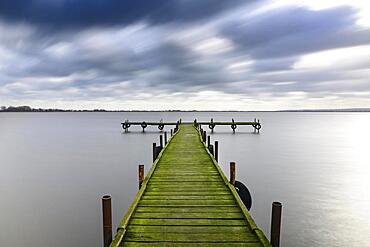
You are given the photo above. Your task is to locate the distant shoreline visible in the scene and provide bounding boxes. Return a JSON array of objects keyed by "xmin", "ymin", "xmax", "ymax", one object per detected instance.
[{"xmin": 1, "ymin": 106, "xmax": 370, "ymax": 113}]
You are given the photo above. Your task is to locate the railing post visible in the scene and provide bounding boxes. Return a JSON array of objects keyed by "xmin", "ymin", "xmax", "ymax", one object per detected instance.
[
  {"xmin": 164, "ymin": 131, "xmax": 167, "ymax": 145},
  {"xmin": 159, "ymin": 135, "xmax": 163, "ymax": 149},
  {"xmin": 138, "ymin": 164, "xmax": 144, "ymax": 189},
  {"xmin": 155, "ymin": 146, "xmax": 161, "ymax": 159},
  {"xmin": 215, "ymin": 141, "xmax": 219, "ymax": 162},
  {"xmin": 152, "ymin": 143, "xmax": 156, "ymax": 162},
  {"xmin": 209, "ymin": 144, "xmax": 214, "ymax": 156},
  {"xmin": 230, "ymin": 162, "xmax": 236, "ymax": 186},
  {"xmin": 102, "ymin": 195, "xmax": 112, "ymax": 247},
  {"xmin": 271, "ymin": 202, "xmax": 282, "ymax": 247},
  {"xmin": 207, "ymin": 135, "xmax": 211, "ymax": 148}
]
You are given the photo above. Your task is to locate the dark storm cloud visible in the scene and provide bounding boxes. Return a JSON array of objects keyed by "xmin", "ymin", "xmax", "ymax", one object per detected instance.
[
  {"xmin": 0, "ymin": 0, "xmax": 249, "ymax": 29},
  {"xmin": 223, "ymin": 6, "xmax": 370, "ymax": 59}
]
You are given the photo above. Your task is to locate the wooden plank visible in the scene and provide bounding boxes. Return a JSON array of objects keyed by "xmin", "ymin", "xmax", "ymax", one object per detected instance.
[
  {"xmin": 126, "ymin": 225, "xmax": 251, "ymax": 233},
  {"xmin": 145, "ymin": 190, "xmax": 228, "ymax": 194},
  {"xmin": 124, "ymin": 232, "xmax": 258, "ymax": 242},
  {"xmin": 144, "ymin": 191, "xmax": 231, "ymax": 196},
  {"xmin": 149, "ymin": 177, "xmax": 223, "ymax": 182},
  {"xmin": 134, "ymin": 207, "xmax": 242, "ymax": 213},
  {"xmin": 129, "ymin": 218, "xmax": 249, "ymax": 226},
  {"xmin": 137, "ymin": 205, "xmax": 239, "ymax": 208},
  {"xmin": 153, "ymin": 172, "xmax": 220, "ymax": 175},
  {"xmin": 139, "ymin": 199, "xmax": 237, "ymax": 206},
  {"xmin": 132, "ymin": 212, "xmax": 244, "ymax": 219},
  {"xmin": 123, "ymin": 242, "xmax": 263, "ymax": 247},
  {"xmin": 142, "ymin": 195, "xmax": 234, "ymax": 200},
  {"xmin": 148, "ymin": 180, "xmax": 223, "ymax": 183}
]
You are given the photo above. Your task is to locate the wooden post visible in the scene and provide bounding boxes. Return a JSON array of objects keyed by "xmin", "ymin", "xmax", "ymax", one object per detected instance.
[
  {"xmin": 203, "ymin": 131, "xmax": 206, "ymax": 143},
  {"xmin": 159, "ymin": 135, "xmax": 163, "ymax": 149},
  {"xmin": 156, "ymin": 146, "xmax": 162, "ymax": 158},
  {"xmin": 164, "ymin": 132, "xmax": 167, "ymax": 145},
  {"xmin": 138, "ymin": 164, "xmax": 144, "ymax": 189},
  {"xmin": 271, "ymin": 202, "xmax": 282, "ymax": 247},
  {"xmin": 102, "ymin": 195, "xmax": 112, "ymax": 247},
  {"xmin": 230, "ymin": 162, "xmax": 236, "ymax": 186},
  {"xmin": 254, "ymin": 118, "xmax": 257, "ymax": 133},
  {"xmin": 209, "ymin": 144, "xmax": 214, "ymax": 156},
  {"xmin": 215, "ymin": 141, "xmax": 219, "ymax": 162},
  {"xmin": 207, "ymin": 135, "xmax": 211, "ymax": 148},
  {"xmin": 170, "ymin": 129, "xmax": 173, "ymax": 136},
  {"xmin": 152, "ymin": 143, "xmax": 156, "ymax": 162}
]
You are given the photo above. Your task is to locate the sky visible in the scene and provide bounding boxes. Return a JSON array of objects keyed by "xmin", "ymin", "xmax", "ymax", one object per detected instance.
[{"xmin": 0, "ymin": 0, "xmax": 370, "ymax": 110}]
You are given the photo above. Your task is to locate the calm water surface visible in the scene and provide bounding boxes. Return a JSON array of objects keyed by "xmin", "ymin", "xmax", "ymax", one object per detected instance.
[{"xmin": 1, "ymin": 112, "xmax": 369, "ymax": 247}]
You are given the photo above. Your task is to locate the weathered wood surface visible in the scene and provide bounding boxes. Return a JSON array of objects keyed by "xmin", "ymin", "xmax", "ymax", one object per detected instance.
[{"xmin": 111, "ymin": 124, "xmax": 270, "ymax": 247}]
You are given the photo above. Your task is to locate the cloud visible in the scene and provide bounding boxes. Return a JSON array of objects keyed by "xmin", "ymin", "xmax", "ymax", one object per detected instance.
[
  {"xmin": 222, "ymin": 6, "xmax": 370, "ymax": 59},
  {"xmin": 1, "ymin": 1, "xmax": 370, "ymax": 110},
  {"xmin": 0, "ymin": 0, "xmax": 250, "ymax": 29}
]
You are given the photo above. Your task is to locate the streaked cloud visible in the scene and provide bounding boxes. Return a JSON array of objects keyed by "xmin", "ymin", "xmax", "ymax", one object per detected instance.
[{"xmin": 0, "ymin": 0, "xmax": 369, "ymax": 110}]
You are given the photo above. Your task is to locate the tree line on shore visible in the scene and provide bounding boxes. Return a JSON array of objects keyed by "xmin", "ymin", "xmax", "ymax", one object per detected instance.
[
  {"xmin": 0, "ymin": 106, "xmax": 186, "ymax": 112},
  {"xmin": 0, "ymin": 106, "xmax": 107, "ymax": 112}
]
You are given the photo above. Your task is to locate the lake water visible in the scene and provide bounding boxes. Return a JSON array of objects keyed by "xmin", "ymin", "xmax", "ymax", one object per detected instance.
[{"xmin": 1, "ymin": 112, "xmax": 369, "ymax": 247}]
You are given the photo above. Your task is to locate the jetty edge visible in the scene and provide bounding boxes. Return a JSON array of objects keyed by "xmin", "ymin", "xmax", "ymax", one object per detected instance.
[{"xmin": 110, "ymin": 123, "xmax": 271, "ymax": 246}]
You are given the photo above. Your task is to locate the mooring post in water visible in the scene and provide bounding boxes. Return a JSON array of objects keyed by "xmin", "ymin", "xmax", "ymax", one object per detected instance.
[
  {"xmin": 207, "ymin": 135, "xmax": 211, "ymax": 148},
  {"xmin": 138, "ymin": 164, "xmax": 144, "ymax": 189},
  {"xmin": 152, "ymin": 143, "xmax": 156, "ymax": 162},
  {"xmin": 102, "ymin": 195, "xmax": 112, "ymax": 247},
  {"xmin": 159, "ymin": 135, "xmax": 163, "ymax": 149},
  {"xmin": 170, "ymin": 129, "xmax": 173, "ymax": 136},
  {"xmin": 230, "ymin": 162, "xmax": 236, "ymax": 186},
  {"xmin": 215, "ymin": 141, "xmax": 219, "ymax": 162},
  {"xmin": 164, "ymin": 131, "xmax": 167, "ymax": 145},
  {"xmin": 203, "ymin": 131, "xmax": 207, "ymax": 143},
  {"xmin": 271, "ymin": 201, "xmax": 282, "ymax": 247}
]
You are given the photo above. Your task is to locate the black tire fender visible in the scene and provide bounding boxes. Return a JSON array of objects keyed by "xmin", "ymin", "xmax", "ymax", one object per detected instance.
[{"xmin": 234, "ymin": 180, "xmax": 252, "ymax": 210}]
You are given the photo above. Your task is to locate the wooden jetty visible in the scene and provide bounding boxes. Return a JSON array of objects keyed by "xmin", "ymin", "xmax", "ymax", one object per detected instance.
[{"xmin": 109, "ymin": 123, "xmax": 273, "ymax": 246}]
